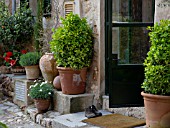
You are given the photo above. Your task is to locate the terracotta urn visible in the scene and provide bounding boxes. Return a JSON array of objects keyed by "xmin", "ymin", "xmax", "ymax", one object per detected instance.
[{"xmin": 39, "ymin": 53, "xmax": 58, "ymax": 82}]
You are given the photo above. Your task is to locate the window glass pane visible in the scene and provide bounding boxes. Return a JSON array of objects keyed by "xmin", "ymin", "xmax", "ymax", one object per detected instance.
[
  {"xmin": 112, "ymin": 27, "xmax": 150, "ymax": 64},
  {"xmin": 112, "ymin": 0, "xmax": 154, "ymax": 22}
]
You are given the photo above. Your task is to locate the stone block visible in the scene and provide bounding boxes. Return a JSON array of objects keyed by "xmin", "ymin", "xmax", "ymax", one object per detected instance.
[
  {"xmin": 13, "ymin": 78, "xmax": 34, "ymax": 107},
  {"xmin": 53, "ymin": 90, "xmax": 94, "ymax": 114}
]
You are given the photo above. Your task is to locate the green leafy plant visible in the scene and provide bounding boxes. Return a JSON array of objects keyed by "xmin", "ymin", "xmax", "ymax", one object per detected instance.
[
  {"xmin": 0, "ymin": 1, "xmax": 34, "ymax": 52},
  {"xmin": 50, "ymin": 13, "xmax": 93, "ymax": 69},
  {"xmin": 142, "ymin": 19, "xmax": 170, "ymax": 95},
  {"xmin": 29, "ymin": 80, "xmax": 53, "ymax": 99},
  {"xmin": 0, "ymin": 122, "xmax": 8, "ymax": 128},
  {"xmin": 19, "ymin": 52, "xmax": 41, "ymax": 66}
]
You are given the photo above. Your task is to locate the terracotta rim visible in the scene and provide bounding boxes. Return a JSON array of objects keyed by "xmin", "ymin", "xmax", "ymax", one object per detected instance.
[
  {"xmin": 141, "ymin": 91, "xmax": 170, "ymax": 100},
  {"xmin": 57, "ymin": 67, "xmax": 87, "ymax": 71}
]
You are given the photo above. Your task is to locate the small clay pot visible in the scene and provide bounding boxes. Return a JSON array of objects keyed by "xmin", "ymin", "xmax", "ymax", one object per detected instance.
[
  {"xmin": 53, "ymin": 75, "xmax": 61, "ymax": 90},
  {"xmin": 34, "ymin": 99, "xmax": 50, "ymax": 113}
]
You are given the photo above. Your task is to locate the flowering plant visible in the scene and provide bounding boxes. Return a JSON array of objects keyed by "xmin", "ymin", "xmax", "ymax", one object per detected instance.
[
  {"xmin": 29, "ymin": 81, "xmax": 54, "ymax": 99},
  {"xmin": 3, "ymin": 50, "xmax": 27, "ymax": 67}
]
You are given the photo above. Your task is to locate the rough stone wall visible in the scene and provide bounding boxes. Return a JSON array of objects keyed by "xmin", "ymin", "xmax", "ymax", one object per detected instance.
[
  {"xmin": 80, "ymin": 0, "xmax": 103, "ymax": 107},
  {"xmin": 155, "ymin": 0, "xmax": 170, "ymax": 22}
]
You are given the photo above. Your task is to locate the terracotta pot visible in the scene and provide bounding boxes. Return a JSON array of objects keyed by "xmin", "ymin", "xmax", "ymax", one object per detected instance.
[
  {"xmin": 39, "ymin": 53, "xmax": 58, "ymax": 82},
  {"xmin": 34, "ymin": 99, "xmax": 50, "ymax": 113},
  {"xmin": 53, "ymin": 75, "xmax": 61, "ymax": 90},
  {"xmin": 11, "ymin": 66, "xmax": 25, "ymax": 75},
  {"xmin": 24, "ymin": 65, "xmax": 40, "ymax": 80},
  {"xmin": 141, "ymin": 92, "xmax": 170, "ymax": 128},
  {"xmin": 57, "ymin": 67, "xmax": 87, "ymax": 94}
]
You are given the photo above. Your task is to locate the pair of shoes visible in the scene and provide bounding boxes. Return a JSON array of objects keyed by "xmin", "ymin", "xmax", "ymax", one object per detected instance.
[
  {"xmin": 91, "ymin": 105, "xmax": 102, "ymax": 117},
  {"xmin": 85, "ymin": 105, "xmax": 102, "ymax": 118}
]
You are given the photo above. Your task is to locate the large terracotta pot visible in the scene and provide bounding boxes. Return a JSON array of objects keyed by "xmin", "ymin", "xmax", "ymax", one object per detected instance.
[
  {"xmin": 141, "ymin": 92, "xmax": 170, "ymax": 128},
  {"xmin": 34, "ymin": 99, "xmax": 50, "ymax": 113},
  {"xmin": 39, "ymin": 53, "xmax": 58, "ymax": 82},
  {"xmin": 57, "ymin": 67, "xmax": 87, "ymax": 94},
  {"xmin": 24, "ymin": 65, "xmax": 40, "ymax": 80}
]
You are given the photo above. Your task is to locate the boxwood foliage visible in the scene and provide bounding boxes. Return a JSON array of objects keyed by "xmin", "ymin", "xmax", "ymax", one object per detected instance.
[
  {"xmin": 50, "ymin": 13, "xmax": 93, "ymax": 69},
  {"xmin": 142, "ymin": 20, "xmax": 170, "ymax": 95},
  {"xmin": 19, "ymin": 52, "xmax": 41, "ymax": 66}
]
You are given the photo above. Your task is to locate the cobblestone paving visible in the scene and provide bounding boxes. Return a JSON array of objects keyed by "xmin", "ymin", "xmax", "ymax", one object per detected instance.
[{"xmin": 0, "ymin": 99, "xmax": 44, "ymax": 128}]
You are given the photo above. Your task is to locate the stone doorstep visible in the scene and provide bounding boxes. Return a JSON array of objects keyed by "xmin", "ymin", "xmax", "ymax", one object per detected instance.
[
  {"xmin": 25, "ymin": 107, "xmax": 146, "ymax": 128},
  {"xmin": 25, "ymin": 106, "xmax": 111, "ymax": 128}
]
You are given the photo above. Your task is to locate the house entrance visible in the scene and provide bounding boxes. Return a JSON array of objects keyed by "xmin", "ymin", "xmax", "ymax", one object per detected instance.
[{"xmin": 105, "ymin": 0, "xmax": 155, "ymax": 107}]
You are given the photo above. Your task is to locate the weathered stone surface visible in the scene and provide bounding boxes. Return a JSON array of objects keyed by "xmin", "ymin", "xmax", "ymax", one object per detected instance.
[
  {"xmin": 53, "ymin": 90, "xmax": 94, "ymax": 114},
  {"xmin": 13, "ymin": 78, "xmax": 34, "ymax": 107},
  {"xmin": 155, "ymin": 0, "xmax": 170, "ymax": 22},
  {"xmin": 102, "ymin": 95, "xmax": 145, "ymax": 119}
]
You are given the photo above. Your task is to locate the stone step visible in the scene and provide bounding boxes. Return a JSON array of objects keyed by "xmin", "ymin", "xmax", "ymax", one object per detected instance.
[
  {"xmin": 25, "ymin": 106, "xmax": 111, "ymax": 128},
  {"xmin": 53, "ymin": 90, "xmax": 94, "ymax": 114}
]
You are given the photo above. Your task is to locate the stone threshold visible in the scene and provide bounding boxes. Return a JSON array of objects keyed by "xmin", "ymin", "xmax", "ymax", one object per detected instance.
[
  {"xmin": 25, "ymin": 105, "xmax": 111, "ymax": 128},
  {"xmin": 25, "ymin": 106, "xmax": 146, "ymax": 128}
]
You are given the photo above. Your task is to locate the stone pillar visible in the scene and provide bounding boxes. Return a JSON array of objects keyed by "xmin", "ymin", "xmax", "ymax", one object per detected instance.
[
  {"xmin": 155, "ymin": 0, "xmax": 170, "ymax": 23},
  {"xmin": 12, "ymin": 0, "xmax": 16, "ymax": 15},
  {"xmin": 29, "ymin": 0, "xmax": 37, "ymax": 16}
]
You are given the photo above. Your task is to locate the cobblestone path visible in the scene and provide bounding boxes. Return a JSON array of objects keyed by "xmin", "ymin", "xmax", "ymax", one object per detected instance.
[{"xmin": 0, "ymin": 99, "xmax": 44, "ymax": 128}]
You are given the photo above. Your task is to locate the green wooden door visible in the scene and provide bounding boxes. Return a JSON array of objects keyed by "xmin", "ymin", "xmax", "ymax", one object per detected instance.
[{"xmin": 105, "ymin": 0, "xmax": 155, "ymax": 107}]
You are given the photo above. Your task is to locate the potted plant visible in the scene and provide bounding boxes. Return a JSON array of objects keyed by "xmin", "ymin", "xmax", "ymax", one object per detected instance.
[
  {"xmin": 19, "ymin": 52, "xmax": 41, "ymax": 80},
  {"xmin": 141, "ymin": 19, "xmax": 170, "ymax": 128},
  {"xmin": 50, "ymin": 13, "xmax": 93, "ymax": 94},
  {"xmin": 29, "ymin": 80, "xmax": 54, "ymax": 113},
  {"xmin": 3, "ymin": 50, "xmax": 27, "ymax": 74}
]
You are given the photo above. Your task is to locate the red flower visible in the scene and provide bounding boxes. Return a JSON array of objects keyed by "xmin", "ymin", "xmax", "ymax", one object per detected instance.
[
  {"xmin": 10, "ymin": 60, "xmax": 16, "ymax": 66},
  {"xmin": 21, "ymin": 50, "xmax": 27, "ymax": 54},
  {"xmin": 6, "ymin": 52, "xmax": 13, "ymax": 57},
  {"xmin": 4, "ymin": 57, "xmax": 10, "ymax": 62}
]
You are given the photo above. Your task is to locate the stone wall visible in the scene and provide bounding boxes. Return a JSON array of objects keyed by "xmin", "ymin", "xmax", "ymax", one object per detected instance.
[{"xmin": 155, "ymin": 0, "xmax": 170, "ymax": 22}]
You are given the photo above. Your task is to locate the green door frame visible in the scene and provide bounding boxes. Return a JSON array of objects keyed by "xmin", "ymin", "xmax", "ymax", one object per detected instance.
[{"xmin": 105, "ymin": 0, "xmax": 155, "ymax": 107}]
